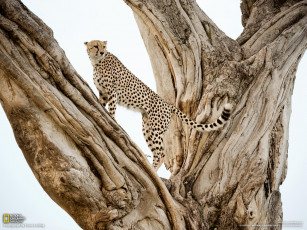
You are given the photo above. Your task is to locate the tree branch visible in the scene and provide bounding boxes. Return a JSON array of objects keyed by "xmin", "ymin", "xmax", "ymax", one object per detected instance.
[
  {"xmin": 240, "ymin": 1, "xmax": 307, "ymax": 58},
  {"xmin": 0, "ymin": 1, "xmax": 185, "ymax": 229},
  {"xmin": 124, "ymin": 0, "xmax": 306, "ymax": 228}
]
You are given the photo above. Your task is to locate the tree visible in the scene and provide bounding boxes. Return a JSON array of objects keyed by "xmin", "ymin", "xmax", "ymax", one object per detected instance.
[{"xmin": 0, "ymin": 0, "xmax": 306, "ymax": 229}]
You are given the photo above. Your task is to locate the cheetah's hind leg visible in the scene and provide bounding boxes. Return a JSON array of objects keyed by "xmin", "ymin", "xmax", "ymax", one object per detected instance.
[
  {"xmin": 151, "ymin": 134, "xmax": 165, "ymax": 171},
  {"xmin": 142, "ymin": 113, "xmax": 168, "ymax": 171}
]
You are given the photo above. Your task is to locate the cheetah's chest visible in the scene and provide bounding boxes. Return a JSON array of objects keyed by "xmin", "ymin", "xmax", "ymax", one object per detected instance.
[{"xmin": 93, "ymin": 70, "xmax": 112, "ymax": 95}]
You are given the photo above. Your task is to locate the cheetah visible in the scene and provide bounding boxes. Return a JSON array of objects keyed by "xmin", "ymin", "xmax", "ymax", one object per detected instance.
[{"xmin": 85, "ymin": 40, "xmax": 232, "ymax": 171}]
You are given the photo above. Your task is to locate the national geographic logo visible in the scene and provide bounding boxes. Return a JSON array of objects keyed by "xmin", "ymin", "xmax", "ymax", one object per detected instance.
[
  {"xmin": 3, "ymin": 214, "xmax": 25, "ymax": 223},
  {"xmin": 2, "ymin": 213, "xmax": 45, "ymax": 228}
]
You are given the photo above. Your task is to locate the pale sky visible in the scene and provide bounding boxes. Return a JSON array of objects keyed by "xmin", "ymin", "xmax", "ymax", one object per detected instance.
[{"xmin": 0, "ymin": 1, "xmax": 306, "ymax": 229}]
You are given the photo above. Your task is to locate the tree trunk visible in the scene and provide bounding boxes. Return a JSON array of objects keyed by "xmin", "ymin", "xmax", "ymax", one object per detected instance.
[{"xmin": 0, "ymin": 0, "xmax": 306, "ymax": 229}]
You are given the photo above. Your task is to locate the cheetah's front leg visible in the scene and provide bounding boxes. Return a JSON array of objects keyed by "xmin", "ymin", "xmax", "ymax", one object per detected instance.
[
  {"xmin": 99, "ymin": 92, "xmax": 108, "ymax": 107},
  {"xmin": 108, "ymin": 92, "xmax": 117, "ymax": 119}
]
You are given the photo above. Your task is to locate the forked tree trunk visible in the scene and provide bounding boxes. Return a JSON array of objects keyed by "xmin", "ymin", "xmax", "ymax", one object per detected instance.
[{"xmin": 0, "ymin": 0, "xmax": 306, "ymax": 229}]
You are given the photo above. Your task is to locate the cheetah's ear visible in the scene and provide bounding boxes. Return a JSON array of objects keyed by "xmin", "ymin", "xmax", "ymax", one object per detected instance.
[{"xmin": 84, "ymin": 42, "xmax": 88, "ymax": 45}]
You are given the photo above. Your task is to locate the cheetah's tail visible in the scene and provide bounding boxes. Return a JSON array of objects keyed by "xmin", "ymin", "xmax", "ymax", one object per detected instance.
[{"xmin": 171, "ymin": 103, "xmax": 233, "ymax": 132}]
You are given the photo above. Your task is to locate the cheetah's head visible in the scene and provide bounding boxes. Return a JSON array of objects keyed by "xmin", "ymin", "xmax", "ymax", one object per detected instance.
[{"xmin": 84, "ymin": 40, "xmax": 107, "ymax": 66}]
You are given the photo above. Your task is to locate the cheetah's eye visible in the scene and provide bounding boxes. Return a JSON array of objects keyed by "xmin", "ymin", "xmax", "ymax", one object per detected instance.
[{"xmin": 94, "ymin": 45, "xmax": 98, "ymax": 49}]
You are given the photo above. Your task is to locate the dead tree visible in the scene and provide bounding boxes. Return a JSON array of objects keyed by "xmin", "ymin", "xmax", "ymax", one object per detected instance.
[{"xmin": 0, "ymin": 0, "xmax": 306, "ymax": 229}]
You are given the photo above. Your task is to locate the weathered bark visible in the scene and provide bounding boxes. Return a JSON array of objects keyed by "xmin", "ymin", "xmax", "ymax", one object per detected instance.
[
  {"xmin": 0, "ymin": 1, "xmax": 182, "ymax": 229},
  {"xmin": 0, "ymin": 0, "xmax": 306, "ymax": 229}
]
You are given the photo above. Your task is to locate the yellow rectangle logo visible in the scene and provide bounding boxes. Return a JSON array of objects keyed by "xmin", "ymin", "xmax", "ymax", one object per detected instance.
[{"xmin": 3, "ymin": 214, "xmax": 10, "ymax": 223}]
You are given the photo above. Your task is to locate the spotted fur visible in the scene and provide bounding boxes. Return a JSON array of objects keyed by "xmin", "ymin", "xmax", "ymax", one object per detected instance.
[{"xmin": 85, "ymin": 40, "xmax": 232, "ymax": 171}]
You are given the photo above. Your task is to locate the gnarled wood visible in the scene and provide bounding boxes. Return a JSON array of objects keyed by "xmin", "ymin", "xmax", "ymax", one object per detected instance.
[
  {"xmin": 0, "ymin": 1, "xmax": 183, "ymax": 229},
  {"xmin": 125, "ymin": 0, "xmax": 306, "ymax": 228}
]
